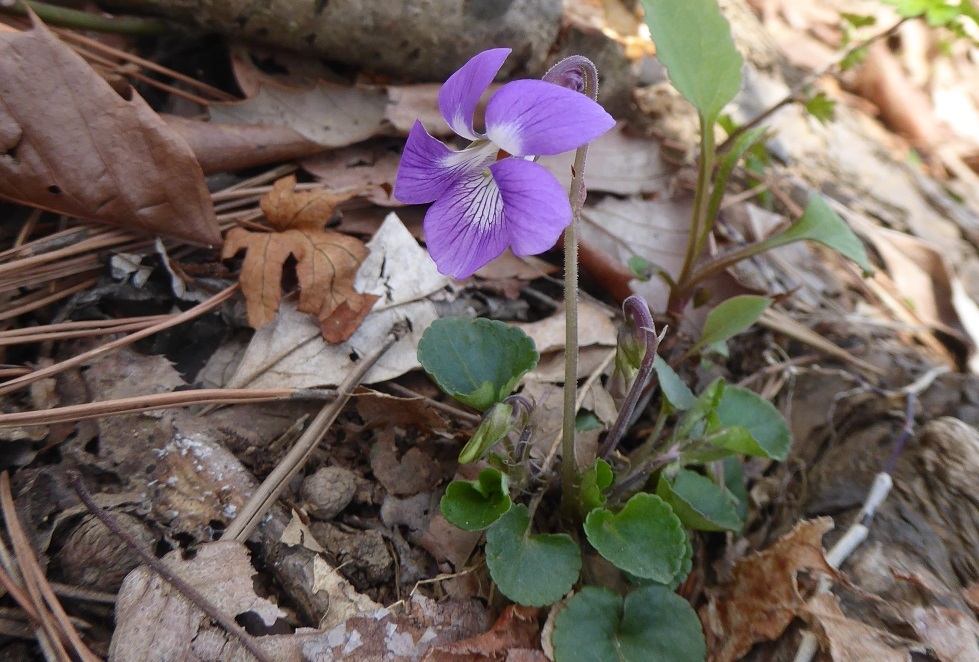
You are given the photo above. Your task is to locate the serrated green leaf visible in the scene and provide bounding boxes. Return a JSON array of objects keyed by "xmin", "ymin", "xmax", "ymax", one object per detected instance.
[
  {"xmin": 584, "ymin": 494, "xmax": 687, "ymax": 582},
  {"xmin": 803, "ymin": 92, "xmax": 836, "ymax": 125},
  {"xmin": 841, "ymin": 12, "xmax": 876, "ymax": 28},
  {"xmin": 485, "ymin": 504, "xmax": 581, "ymax": 606},
  {"xmin": 712, "ymin": 385, "xmax": 791, "ymax": 460},
  {"xmin": 580, "ymin": 458, "xmax": 614, "ymax": 514},
  {"xmin": 641, "ymin": 0, "xmax": 743, "ymax": 121},
  {"xmin": 625, "ymin": 534, "xmax": 693, "ymax": 591},
  {"xmin": 653, "ymin": 355, "xmax": 696, "ymax": 410},
  {"xmin": 656, "ymin": 469, "xmax": 743, "ymax": 533},
  {"xmin": 694, "ymin": 295, "xmax": 771, "ymax": 352},
  {"xmin": 760, "ymin": 195, "xmax": 872, "ymax": 275},
  {"xmin": 417, "ymin": 317, "xmax": 538, "ymax": 411},
  {"xmin": 551, "ymin": 585, "xmax": 706, "ymax": 662},
  {"xmin": 440, "ymin": 468, "xmax": 512, "ymax": 531}
]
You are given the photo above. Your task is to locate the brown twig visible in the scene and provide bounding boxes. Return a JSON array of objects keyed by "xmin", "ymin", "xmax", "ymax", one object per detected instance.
[
  {"xmin": 67, "ymin": 472, "xmax": 272, "ymax": 662},
  {"xmin": 226, "ymin": 323, "xmax": 404, "ymax": 541},
  {"xmin": 0, "ymin": 283, "xmax": 238, "ymax": 397}
]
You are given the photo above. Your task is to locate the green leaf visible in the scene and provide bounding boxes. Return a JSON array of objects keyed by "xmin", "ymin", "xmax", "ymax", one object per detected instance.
[
  {"xmin": 641, "ymin": 0, "xmax": 743, "ymax": 121},
  {"xmin": 762, "ymin": 194, "xmax": 873, "ymax": 275},
  {"xmin": 485, "ymin": 504, "xmax": 581, "ymax": 606},
  {"xmin": 803, "ymin": 92, "xmax": 836, "ymax": 125},
  {"xmin": 713, "ymin": 385, "xmax": 791, "ymax": 460},
  {"xmin": 625, "ymin": 534, "xmax": 693, "ymax": 591},
  {"xmin": 627, "ymin": 255, "xmax": 659, "ymax": 281},
  {"xmin": 458, "ymin": 402, "xmax": 513, "ymax": 464},
  {"xmin": 417, "ymin": 317, "xmax": 538, "ymax": 411},
  {"xmin": 440, "ymin": 468, "xmax": 512, "ymax": 531},
  {"xmin": 657, "ymin": 469, "xmax": 743, "ymax": 533},
  {"xmin": 694, "ymin": 295, "xmax": 771, "ymax": 352},
  {"xmin": 707, "ymin": 125, "xmax": 769, "ymax": 228},
  {"xmin": 841, "ymin": 12, "xmax": 876, "ymax": 28},
  {"xmin": 576, "ymin": 410, "xmax": 604, "ymax": 432},
  {"xmin": 584, "ymin": 493, "xmax": 687, "ymax": 582},
  {"xmin": 580, "ymin": 458, "xmax": 614, "ymax": 514},
  {"xmin": 653, "ymin": 355, "xmax": 696, "ymax": 410},
  {"xmin": 721, "ymin": 456, "xmax": 749, "ymax": 523},
  {"xmin": 551, "ymin": 585, "xmax": 706, "ymax": 662},
  {"xmin": 675, "ymin": 378, "xmax": 724, "ymax": 441}
]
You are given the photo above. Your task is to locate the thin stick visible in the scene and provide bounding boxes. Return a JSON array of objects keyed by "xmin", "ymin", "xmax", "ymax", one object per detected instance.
[
  {"xmin": 0, "ymin": 387, "xmax": 335, "ymax": 428},
  {"xmin": 0, "ymin": 284, "xmax": 238, "ymax": 397},
  {"xmin": 67, "ymin": 472, "xmax": 272, "ymax": 662},
  {"xmin": 226, "ymin": 324, "xmax": 403, "ymax": 541}
]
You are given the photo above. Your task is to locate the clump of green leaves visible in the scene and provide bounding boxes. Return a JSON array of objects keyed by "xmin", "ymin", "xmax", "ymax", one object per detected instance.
[{"xmin": 411, "ymin": 0, "xmax": 880, "ymax": 659}]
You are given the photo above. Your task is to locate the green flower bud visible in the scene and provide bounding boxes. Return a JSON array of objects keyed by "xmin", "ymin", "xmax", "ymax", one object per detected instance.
[{"xmin": 458, "ymin": 402, "xmax": 514, "ymax": 464}]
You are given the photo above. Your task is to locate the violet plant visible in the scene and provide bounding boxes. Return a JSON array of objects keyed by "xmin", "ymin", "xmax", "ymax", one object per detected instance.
[{"xmin": 396, "ymin": 1, "xmax": 874, "ymax": 659}]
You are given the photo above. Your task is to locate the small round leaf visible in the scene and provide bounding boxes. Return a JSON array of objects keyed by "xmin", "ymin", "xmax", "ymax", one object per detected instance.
[
  {"xmin": 440, "ymin": 468, "xmax": 511, "ymax": 531},
  {"xmin": 583, "ymin": 493, "xmax": 686, "ymax": 582},
  {"xmin": 713, "ymin": 385, "xmax": 791, "ymax": 460},
  {"xmin": 551, "ymin": 585, "xmax": 706, "ymax": 661},
  {"xmin": 417, "ymin": 317, "xmax": 538, "ymax": 412},
  {"xmin": 485, "ymin": 504, "xmax": 581, "ymax": 606}
]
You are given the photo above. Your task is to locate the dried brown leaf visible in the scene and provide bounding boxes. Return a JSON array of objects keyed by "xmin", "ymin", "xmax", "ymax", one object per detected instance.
[
  {"xmin": 424, "ymin": 604, "xmax": 545, "ymax": 661},
  {"xmin": 803, "ymin": 593, "xmax": 915, "ymax": 662},
  {"xmin": 223, "ymin": 176, "xmax": 371, "ymax": 340},
  {"xmin": 0, "ymin": 16, "xmax": 220, "ymax": 246},
  {"xmin": 701, "ymin": 517, "xmax": 836, "ymax": 662}
]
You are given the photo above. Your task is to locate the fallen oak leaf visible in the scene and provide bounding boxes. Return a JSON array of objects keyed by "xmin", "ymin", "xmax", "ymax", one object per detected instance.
[{"xmin": 223, "ymin": 176, "xmax": 374, "ymax": 341}]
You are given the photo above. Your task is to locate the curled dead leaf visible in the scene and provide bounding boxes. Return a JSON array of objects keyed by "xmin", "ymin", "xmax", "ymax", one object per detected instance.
[{"xmin": 223, "ymin": 176, "xmax": 375, "ymax": 341}]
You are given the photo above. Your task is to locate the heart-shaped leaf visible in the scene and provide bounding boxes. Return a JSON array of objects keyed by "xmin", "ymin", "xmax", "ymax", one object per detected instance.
[
  {"xmin": 551, "ymin": 585, "xmax": 706, "ymax": 662},
  {"xmin": 656, "ymin": 469, "xmax": 743, "ymax": 533},
  {"xmin": 440, "ymin": 468, "xmax": 511, "ymax": 531},
  {"xmin": 640, "ymin": 0, "xmax": 743, "ymax": 122},
  {"xmin": 583, "ymin": 493, "xmax": 686, "ymax": 582},
  {"xmin": 485, "ymin": 504, "xmax": 581, "ymax": 606},
  {"xmin": 417, "ymin": 317, "xmax": 538, "ymax": 411},
  {"xmin": 712, "ymin": 384, "xmax": 791, "ymax": 460}
]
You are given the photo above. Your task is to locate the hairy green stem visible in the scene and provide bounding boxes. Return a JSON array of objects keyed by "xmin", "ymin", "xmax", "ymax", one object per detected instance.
[{"xmin": 546, "ymin": 56, "xmax": 599, "ymax": 519}]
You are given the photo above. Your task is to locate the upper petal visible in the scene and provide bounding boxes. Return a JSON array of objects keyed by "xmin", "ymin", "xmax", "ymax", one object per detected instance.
[
  {"xmin": 439, "ymin": 48, "xmax": 511, "ymax": 141},
  {"xmin": 490, "ymin": 158, "xmax": 571, "ymax": 256},
  {"xmin": 485, "ymin": 80, "xmax": 616, "ymax": 156},
  {"xmin": 394, "ymin": 121, "xmax": 494, "ymax": 204},
  {"xmin": 423, "ymin": 168, "xmax": 510, "ymax": 279}
]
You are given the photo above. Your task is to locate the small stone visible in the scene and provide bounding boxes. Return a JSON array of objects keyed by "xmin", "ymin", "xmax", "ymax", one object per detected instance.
[
  {"xmin": 58, "ymin": 513, "xmax": 155, "ymax": 593},
  {"xmin": 302, "ymin": 466, "xmax": 357, "ymax": 520}
]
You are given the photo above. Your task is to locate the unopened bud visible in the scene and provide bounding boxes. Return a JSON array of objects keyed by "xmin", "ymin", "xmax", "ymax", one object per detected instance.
[{"xmin": 458, "ymin": 402, "xmax": 514, "ymax": 464}]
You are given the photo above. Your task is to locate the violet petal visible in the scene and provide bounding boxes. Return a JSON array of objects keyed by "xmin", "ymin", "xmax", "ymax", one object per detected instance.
[
  {"xmin": 490, "ymin": 158, "xmax": 571, "ymax": 256},
  {"xmin": 438, "ymin": 48, "xmax": 511, "ymax": 142},
  {"xmin": 423, "ymin": 168, "xmax": 509, "ymax": 279},
  {"xmin": 485, "ymin": 80, "xmax": 615, "ymax": 156},
  {"xmin": 394, "ymin": 121, "xmax": 494, "ymax": 204}
]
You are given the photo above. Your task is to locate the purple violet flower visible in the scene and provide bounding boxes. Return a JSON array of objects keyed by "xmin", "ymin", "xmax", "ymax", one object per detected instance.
[{"xmin": 394, "ymin": 48, "xmax": 615, "ymax": 279}]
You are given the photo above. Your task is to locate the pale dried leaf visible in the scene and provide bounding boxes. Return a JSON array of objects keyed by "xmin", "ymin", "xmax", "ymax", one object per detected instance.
[
  {"xmin": 300, "ymin": 140, "xmax": 402, "ymax": 207},
  {"xmin": 227, "ymin": 213, "xmax": 450, "ymax": 389},
  {"xmin": 0, "ymin": 17, "xmax": 220, "ymax": 246},
  {"xmin": 110, "ymin": 541, "xmax": 295, "ymax": 660},
  {"xmin": 701, "ymin": 518, "xmax": 836, "ymax": 662},
  {"xmin": 803, "ymin": 592, "xmax": 914, "ymax": 662},
  {"xmin": 209, "ymin": 82, "xmax": 388, "ymax": 147},
  {"xmin": 281, "ymin": 512, "xmax": 325, "ymax": 552},
  {"xmin": 312, "ymin": 555, "xmax": 381, "ymax": 630}
]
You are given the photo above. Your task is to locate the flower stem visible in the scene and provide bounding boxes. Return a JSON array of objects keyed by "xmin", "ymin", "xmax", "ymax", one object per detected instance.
[{"xmin": 550, "ymin": 56, "xmax": 600, "ymax": 520}]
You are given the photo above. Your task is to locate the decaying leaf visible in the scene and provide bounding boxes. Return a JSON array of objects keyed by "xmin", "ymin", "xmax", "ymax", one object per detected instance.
[
  {"xmin": 0, "ymin": 16, "xmax": 221, "ymax": 246},
  {"xmin": 110, "ymin": 541, "xmax": 307, "ymax": 660},
  {"xmin": 803, "ymin": 593, "xmax": 916, "ymax": 662},
  {"xmin": 423, "ymin": 604, "xmax": 545, "ymax": 661},
  {"xmin": 222, "ymin": 175, "xmax": 378, "ymax": 341},
  {"xmin": 700, "ymin": 517, "xmax": 837, "ymax": 662}
]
